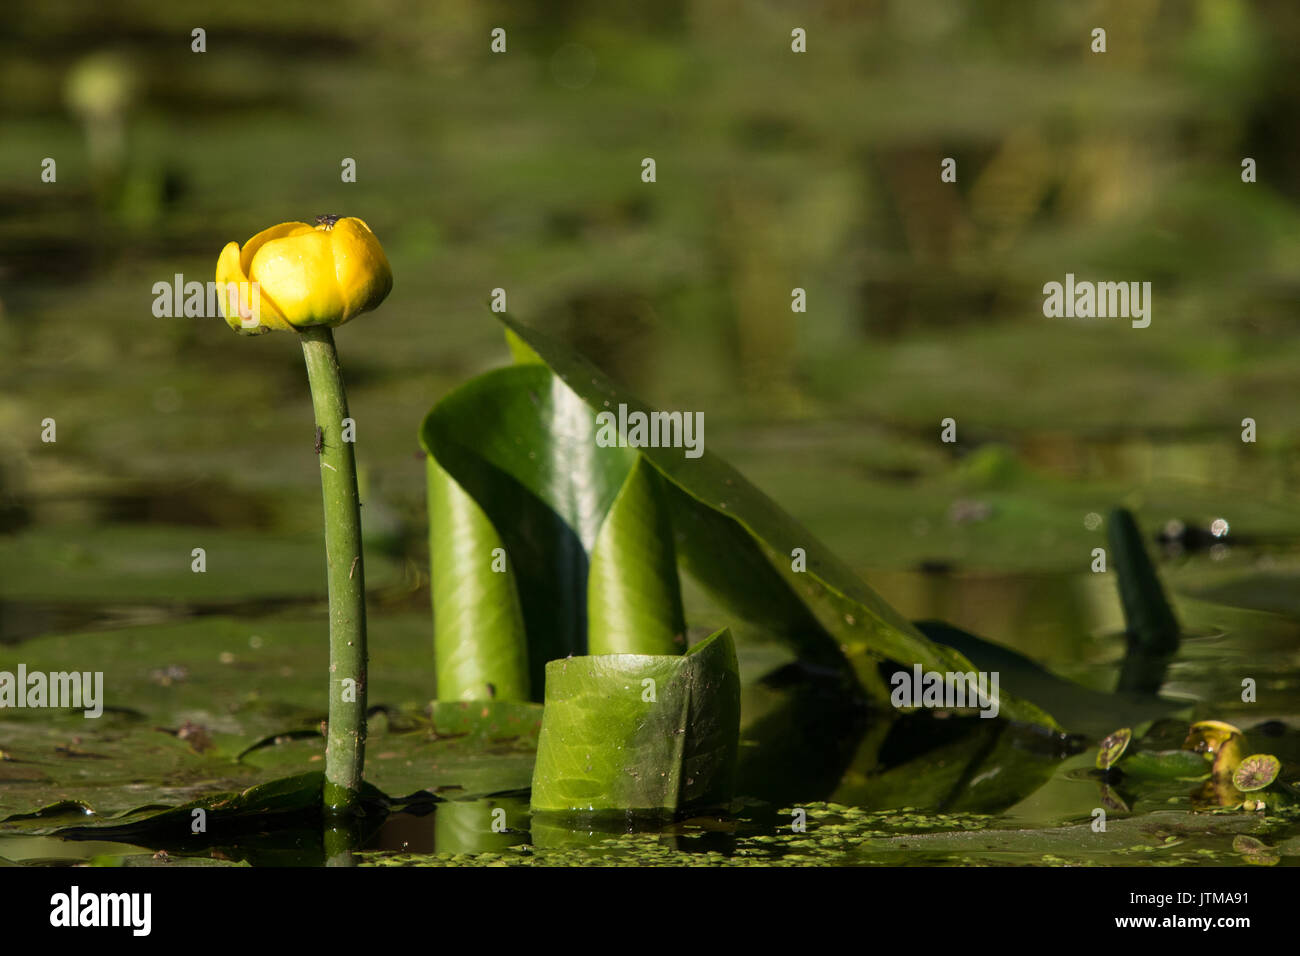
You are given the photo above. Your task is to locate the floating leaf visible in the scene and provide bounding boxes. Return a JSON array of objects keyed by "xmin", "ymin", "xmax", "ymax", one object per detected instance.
[
  {"xmin": 47, "ymin": 772, "xmax": 361, "ymax": 840},
  {"xmin": 1232, "ymin": 754, "xmax": 1281, "ymax": 792},
  {"xmin": 426, "ymin": 700, "xmax": 544, "ymax": 743},
  {"xmin": 855, "ymin": 810, "xmax": 1265, "ymax": 864},
  {"xmin": 241, "ymin": 703, "xmax": 542, "ymax": 802},
  {"xmin": 1232, "ymin": 834, "xmax": 1280, "ymax": 866},
  {"xmin": 1096, "ymin": 728, "xmax": 1132, "ymax": 770}
]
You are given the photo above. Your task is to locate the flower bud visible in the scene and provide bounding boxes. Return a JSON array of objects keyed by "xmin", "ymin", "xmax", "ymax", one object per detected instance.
[{"xmin": 216, "ymin": 216, "xmax": 392, "ymax": 335}]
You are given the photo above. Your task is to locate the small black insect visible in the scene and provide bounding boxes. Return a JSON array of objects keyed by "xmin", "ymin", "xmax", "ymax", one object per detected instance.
[
  {"xmin": 315, "ymin": 214, "xmax": 342, "ymax": 229},
  {"xmin": 314, "ymin": 425, "xmax": 324, "ymax": 455}
]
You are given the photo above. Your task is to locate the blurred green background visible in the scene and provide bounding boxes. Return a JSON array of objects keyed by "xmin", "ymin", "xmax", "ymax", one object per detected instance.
[{"xmin": 3, "ymin": 0, "xmax": 1300, "ymax": 667}]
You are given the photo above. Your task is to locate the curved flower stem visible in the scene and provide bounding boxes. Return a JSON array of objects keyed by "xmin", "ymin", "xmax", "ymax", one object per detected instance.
[{"xmin": 299, "ymin": 326, "xmax": 368, "ymax": 816}]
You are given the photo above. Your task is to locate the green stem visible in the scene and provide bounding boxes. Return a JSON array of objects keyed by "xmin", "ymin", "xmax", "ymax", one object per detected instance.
[
  {"xmin": 323, "ymin": 819, "xmax": 360, "ymax": 867},
  {"xmin": 299, "ymin": 326, "xmax": 368, "ymax": 816}
]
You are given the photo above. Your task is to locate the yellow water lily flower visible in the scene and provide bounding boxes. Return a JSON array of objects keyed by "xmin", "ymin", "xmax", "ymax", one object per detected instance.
[{"xmin": 216, "ymin": 215, "xmax": 392, "ymax": 335}]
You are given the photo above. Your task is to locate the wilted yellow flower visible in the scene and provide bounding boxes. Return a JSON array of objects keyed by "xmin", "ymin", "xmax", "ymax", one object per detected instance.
[{"xmin": 216, "ymin": 215, "xmax": 392, "ymax": 335}]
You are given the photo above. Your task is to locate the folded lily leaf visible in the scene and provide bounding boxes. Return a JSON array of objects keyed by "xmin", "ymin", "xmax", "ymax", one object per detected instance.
[
  {"xmin": 426, "ymin": 452, "xmax": 530, "ymax": 701},
  {"xmin": 492, "ymin": 314, "xmax": 1059, "ymax": 730},
  {"xmin": 530, "ymin": 628, "xmax": 741, "ymax": 815},
  {"xmin": 421, "ymin": 365, "xmax": 637, "ymax": 700},
  {"xmin": 587, "ymin": 457, "xmax": 686, "ymax": 656}
]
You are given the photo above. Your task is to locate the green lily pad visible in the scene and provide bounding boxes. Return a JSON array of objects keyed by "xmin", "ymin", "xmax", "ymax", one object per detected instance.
[
  {"xmin": 238, "ymin": 703, "xmax": 543, "ymax": 802},
  {"xmin": 0, "ymin": 524, "xmax": 403, "ymax": 604},
  {"xmin": 1232, "ymin": 834, "xmax": 1280, "ymax": 866},
  {"xmin": 0, "ymin": 609, "xmax": 438, "ymax": 824},
  {"xmin": 47, "ymin": 772, "xmax": 337, "ymax": 838},
  {"xmin": 1096, "ymin": 728, "xmax": 1132, "ymax": 770},
  {"xmin": 1232, "ymin": 754, "xmax": 1281, "ymax": 792},
  {"xmin": 855, "ymin": 810, "xmax": 1267, "ymax": 864}
]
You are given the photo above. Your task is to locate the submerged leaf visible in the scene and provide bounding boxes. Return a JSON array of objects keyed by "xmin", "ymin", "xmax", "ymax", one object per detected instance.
[{"xmin": 587, "ymin": 457, "xmax": 686, "ymax": 656}]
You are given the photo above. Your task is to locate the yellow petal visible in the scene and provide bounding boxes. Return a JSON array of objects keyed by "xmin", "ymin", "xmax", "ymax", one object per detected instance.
[
  {"xmin": 248, "ymin": 229, "xmax": 346, "ymax": 329},
  {"xmin": 329, "ymin": 217, "xmax": 394, "ymax": 324},
  {"xmin": 215, "ymin": 240, "xmax": 291, "ymax": 334},
  {"xmin": 239, "ymin": 221, "xmax": 315, "ymax": 275}
]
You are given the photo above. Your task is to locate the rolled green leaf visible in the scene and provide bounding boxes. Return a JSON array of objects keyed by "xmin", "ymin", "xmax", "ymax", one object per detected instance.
[
  {"xmin": 530, "ymin": 628, "xmax": 741, "ymax": 815},
  {"xmin": 421, "ymin": 365, "xmax": 636, "ymax": 695},
  {"xmin": 426, "ymin": 454, "xmax": 530, "ymax": 702},
  {"xmin": 587, "ymin": 457, "xmax": 686, "ymax": 657},
  {"xmin": 493, "ymin": 312, "xmax": 1060, "ymax": 731},
  {"xmin": 505, "ymin": 326, "xmax": 546, "ymax": 366}
]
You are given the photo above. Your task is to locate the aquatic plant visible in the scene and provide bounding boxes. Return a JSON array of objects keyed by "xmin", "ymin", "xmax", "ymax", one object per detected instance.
[{"xmin": 215, "ymin": 216, "xmax": 393, "ymax": 816}]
